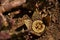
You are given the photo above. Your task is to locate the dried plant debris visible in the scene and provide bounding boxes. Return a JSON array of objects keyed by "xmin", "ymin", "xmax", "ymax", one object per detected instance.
[
  {"xmin": 24, "ymin": 19, "xmax": 32, "ymax": 30},
  {"xmin": 32, "ymin": 9, "xmax": 42, "ymax": 21},
  {"xmin": 24, "ymin": 19, "xmax": 45, "ymax": 36},
  {"xmin": 31, "ymin": 20, "xmax": 45, "ymax": 36},
  {"xmin": 0, "ymin": 0, "xmax": 26, "ymax": 13},
  {"xmin": 0, "ymin": 13, "xmax": 8, "ymax": 27},
  {"xmin": 0, "ymin": 31, "xmax": 11, "ymax": 40},
  {"xmin": 32, "ymin": 20, "xmax": 45, "ymax": 34},
  {"xmin": 0, "ymin": 0, "xmax": 59, "ymax": 40}
]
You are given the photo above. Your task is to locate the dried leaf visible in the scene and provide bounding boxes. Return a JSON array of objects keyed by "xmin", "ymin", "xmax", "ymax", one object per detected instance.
[{"xmin": 24, "ymin": 19, "xmax": 32, "ymax": 30}]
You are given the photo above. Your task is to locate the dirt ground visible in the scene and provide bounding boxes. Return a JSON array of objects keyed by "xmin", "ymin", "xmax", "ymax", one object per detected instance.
[{"xmin": 0, "ymin": 0, "xmax": 60, "ymax": 40}]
